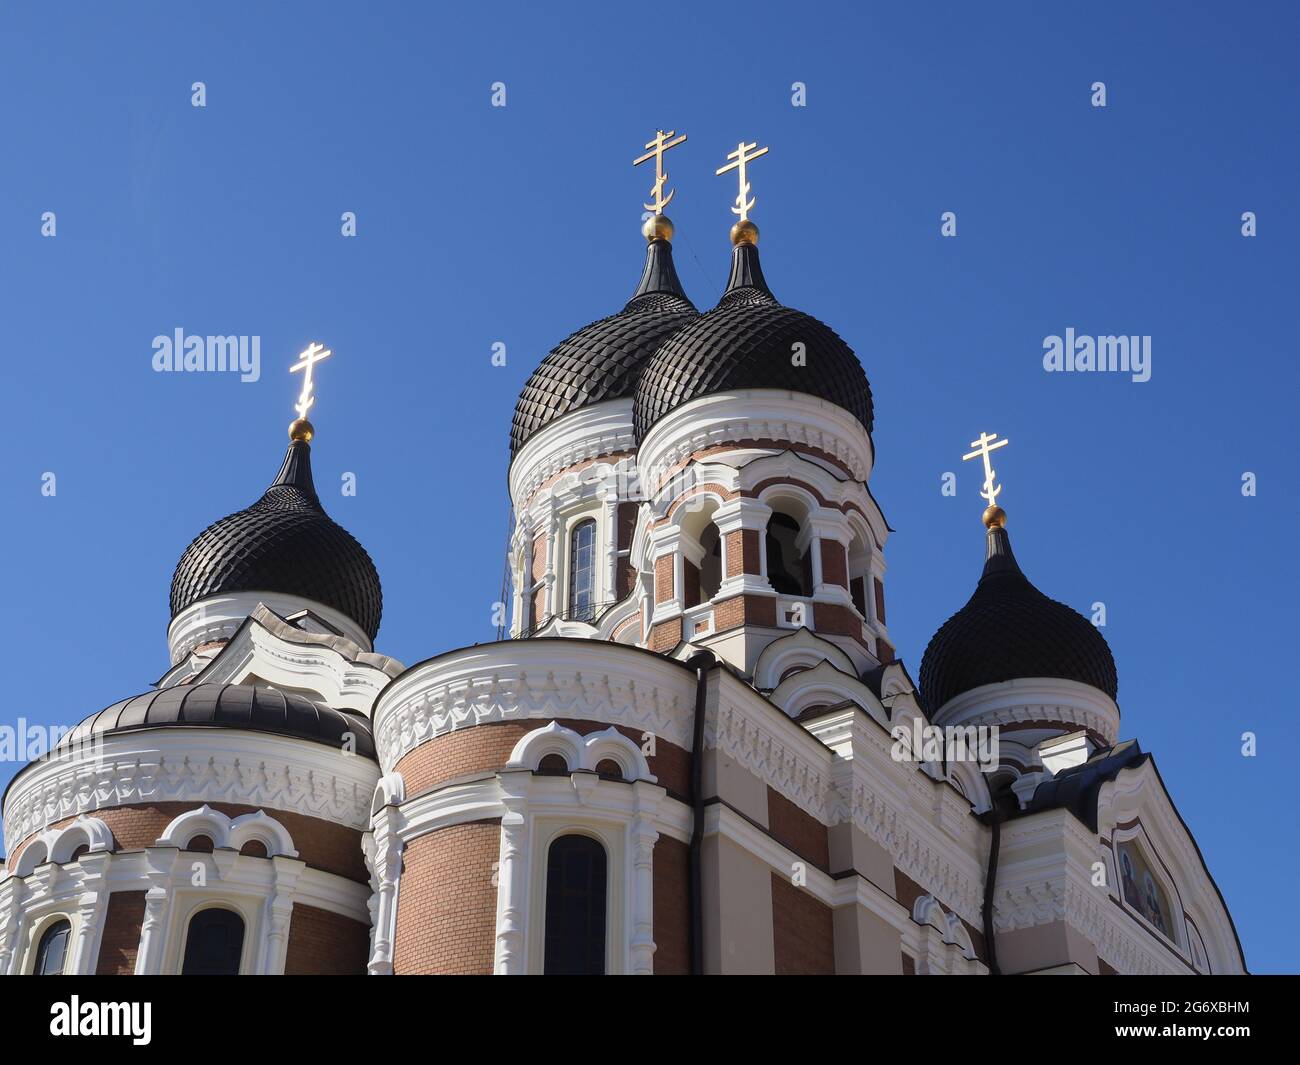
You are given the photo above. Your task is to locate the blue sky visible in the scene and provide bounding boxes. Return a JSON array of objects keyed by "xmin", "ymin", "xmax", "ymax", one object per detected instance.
[{"xmin": 1, "ymin": 2, "xmax": 1295, "ymax": 972}]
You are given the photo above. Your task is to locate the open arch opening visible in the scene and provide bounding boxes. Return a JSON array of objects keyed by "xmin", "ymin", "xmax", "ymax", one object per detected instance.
[{"xmin": 766, "ymin": 509, "xmax": 811, "ymax": 597}]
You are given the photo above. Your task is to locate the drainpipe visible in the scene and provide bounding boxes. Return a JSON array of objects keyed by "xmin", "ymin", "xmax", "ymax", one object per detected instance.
[
  {"xmin": 978, "ymin": 785, "xmax": 1016, "ymax": 976},
  {"xmin": 685, "ymin": 650, "xmax": 714, "ymax": 976}
]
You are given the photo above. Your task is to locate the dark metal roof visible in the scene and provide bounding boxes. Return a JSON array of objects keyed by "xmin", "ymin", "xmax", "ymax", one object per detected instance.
[
  {"xmin": 509, "ymin": 239, "xmax": 697, "ymax": 455},
  {"xmin": 170, "ymin": 439, "xmax": 383, "ymax": 640},
  {"xmin": 918, "ymin": 525, "xmax": 1118, "ymax": 715},
  {"xmin": 632, "ymin": 242, "xmax": 874, "ymax": 441},
  {"xmin": 52, "ymin": 682, "xmax": 376, "ymax": 760},
  {"xmin": 1024, "ymin": 740, "xmax": 1145, "ymax": 831}
]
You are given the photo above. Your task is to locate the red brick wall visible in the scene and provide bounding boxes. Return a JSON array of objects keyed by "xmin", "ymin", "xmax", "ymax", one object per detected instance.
[
  {"xmin": 654, "ymin": 554, "xmax": 674, "ymax": 604},
  {"xmin": 771, "ymin": 874, "xmax": 834, "ymax": 974},
  {"xmin": 395, "ymin": 721, "xmax": 536, "ymax": 798},
  {"xmin": 723, "ymin": 529, "xmax": 762, "ymax": 578},
  {"xmin": 820, "ymin": 539, "xmax": 848, "ymax": 588},
  {"xmin": 649, "ymin": 619, "xmax": 680, "ymax": 652},
  {"xmin": 766, "ymin": 787, "xmax": 829, "ymax": 870},
  {"xmin": 873, "ymin": 577, "xmax": 887, "ymax": 626},
  {"xmin": 13, "ymin": 802, "xmax": 366, "ymax": 884},
  {"xmin": 652, "ymin": 836, "xmax": 690, "ymax": 974},
  {"xmin": 712, "ymin": 593, "xmax": 777, "ymax": 632},
  {"xmin": 283, "ymin": 903, "xmax": 370, "ymax": 974},
  {"xmin": 393, "ymin": 820, "xmax": 501, "ymax": 975},
  {"xmin": 683, "ymin": 559, "xmax": 701, "ymax": 608},
  {"xmin": 94, "ymin": 891, "xmax": 146, "ymax": 975}
]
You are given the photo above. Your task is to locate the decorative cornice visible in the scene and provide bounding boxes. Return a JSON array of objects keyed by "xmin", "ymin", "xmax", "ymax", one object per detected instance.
[
  {"xmin": 638, "ymin": 391, "xmax": 875, "ymax": 498},
  {"xmin": 373, "ymin": 642, "xmax": 697, "ymax": 773},
  {"xmin": 4, "ymin": 729, "xmax": 378, "ymax": 852},
  {"xmin": 509, "ymin": 400, "xmax": 638, "ymax": 508}
]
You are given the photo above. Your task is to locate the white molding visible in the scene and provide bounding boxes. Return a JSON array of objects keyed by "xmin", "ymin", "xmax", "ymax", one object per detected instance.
[
  {"xmin": 931, "ymin": 676, "xmax": 1121, "ymax": 747},
  {"xmin": 509, "ymin": 400, "xmax": 638, "ymax": 509},
  {"xmin": 167, "ymin": 592, "xmax": 373, "ymax": 665},
  {"xmin": 373, "ymin": 641, "xmax": 698, "ymax": 773},
  {"xmin": 154, "ymin": 805, "xmax": 298, "ymax": 858},
  {"xmin": 506, "ymin": 721, "xmax": 655, "ymax": 782},
  {"xmin": 4, "ymin": 728, "xmax": 379, "ymax": 853},
  {"xmin": 180, "ymin": 607, "xmax": 401, "ymax": 713},
  {"xmin": 638, "ymin": 390, "xmax": 875, "ymax": 497},
  {"xmin": 753, "ymin": 627, "xmax": 857, "ymax": 690}
]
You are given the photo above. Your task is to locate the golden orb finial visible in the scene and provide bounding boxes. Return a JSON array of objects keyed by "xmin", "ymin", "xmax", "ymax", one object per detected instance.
[
  {"xmin": 289, "ymin": 418, "xmax": 314, "ymax": 443},
  {"xmin": 642, "ymin": 213, "xmax": 675, "ymax": 242},
  {"xmin": 982, "ymin": 504, "xmax": 1006, "ymax": 529},
  {"xmin": 730, "ymin": 218, "xmax": 759, "ymax": 246}
]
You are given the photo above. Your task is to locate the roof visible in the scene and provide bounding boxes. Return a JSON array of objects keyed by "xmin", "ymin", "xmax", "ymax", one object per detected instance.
[
  {"xmin": 509, "ymin": 238, "xmax": 697, "ymax": 455},
  {"xmin": 1024, "ymin": 739, "xmax": 1146, "ymax": 830},
  {"xmin": 170, "ymin": 438, "xmax": 383, "ymax": 640},
  {"xmin": 918, "ymin": 524, "xmax": 1118, "ymax": 715},
  {"xmin": 632, "ymin": 241, "xmax": 874, "ymax": 441},
  {"xmin": 51, "ymin": 682, "xmax": 376, "ymax": 760}
]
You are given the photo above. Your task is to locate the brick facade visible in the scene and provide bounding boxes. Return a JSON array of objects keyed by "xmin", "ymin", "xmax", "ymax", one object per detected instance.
[
  {"xmin": 652, "ymin": 835, "xmax": 690, "ymax": 974},
  {"xmin": 771, "ymin": 873, "xmax": 835, "ymax": 974},
  {"xmin": 11, "ymin": 801, "xmax": 367, "ymax": 884},
  {"xmin": 283, "ymin": 903, "xmax": 370, "ymax": 975},
  {"xmin": 94, "ymin": 891, "xmax": 147, "ymax": 975},
  {"xmin": 820, "ymin": 538, "xmax": 848, "ymax": 588},
  {"xmin": 393, "ymin": 820, "xmax": 501, "ymax": 975},
  {"xmin": 767, "ymin": 787, "xmax": 830, "ymax": 871}
]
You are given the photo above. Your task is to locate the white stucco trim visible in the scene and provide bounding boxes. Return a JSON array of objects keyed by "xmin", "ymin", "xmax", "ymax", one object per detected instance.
[
  {"xmin": 638, "ymin": 390, "xmax": 874, "ymax": 495},
  {"xmin": 167, "ymin": 592, "xmax": 373, "ymax": 665},
  {"xmin": 509, "ymin": 399, "xmax": 638, "ymax": 508},
  {"xmin": 4, "ymin": 728, "xmax": 380, "ymax": 853}
]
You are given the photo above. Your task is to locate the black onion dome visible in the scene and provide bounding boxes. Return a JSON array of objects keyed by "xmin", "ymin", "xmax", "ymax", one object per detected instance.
[
  {"xmin": 170, "ymin": 438, "xmax": 382, "ymax": 640},
  {"xmin": 50, "ymin": 683, "xmax": 376, "ymax": 760},
  {"xmin": 633, "ymin": 241, "xmax": 874, "ymax": 441},
  {"xmin": 919, "ymin": 523, "xmax": 1118, "ymax": 715},
  {"xmin": 510, "ymin": 238, "xmax": 697, "ymax": 455}
]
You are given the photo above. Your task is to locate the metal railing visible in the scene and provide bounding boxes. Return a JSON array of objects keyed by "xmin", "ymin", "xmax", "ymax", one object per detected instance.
[{"xmin": 513, "ymin": 600, "xmax": 620, "ymax": 640}]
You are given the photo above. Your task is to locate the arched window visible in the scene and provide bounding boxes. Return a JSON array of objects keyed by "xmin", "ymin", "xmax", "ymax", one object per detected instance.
[
  {"xmin": 568, "ymin": 519, "xmax": 597, "ymax": 623},
  {"xmin": 33, "ymin": 919, "xmax": 71, "ymax": 976},
  {"xmin": 766, "ymin": 512, "xmax": 810, "ymax": 597},
  {"xmin": 543, "ymin": 835, "xmax": 607, "ymax": 974},
  {"xmin": 181, "ymin": 908, "xmax": 245, "ymax": 975}
]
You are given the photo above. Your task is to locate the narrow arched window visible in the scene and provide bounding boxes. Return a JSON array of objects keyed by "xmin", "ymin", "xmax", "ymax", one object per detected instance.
[
  {"xmin": 33, "ymin": 919, "xmax": 71, "ymax": 975},
  {"xmin": 568, "ymin": 519, "xmax": 597, "ymax": 622},
  {"xmin": 181, "ymin": 908, "xmax": 245, "ymax": 975},
  {"xmin": 543, "ymin": 835, "xmax": 607, "ymax": 974}
]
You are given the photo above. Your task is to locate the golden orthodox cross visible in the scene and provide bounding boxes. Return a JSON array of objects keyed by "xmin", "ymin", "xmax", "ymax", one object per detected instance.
[
  {"xmin": 715, "ymin": 140, "xmax": 770, "ymax": 221},
  {"xmin": 962, "ymin": 431, "xmax": 1010, "ymax": 506},
  {"xmin": 290, "ymin": 342, "xmax": 332, "ymax": 420},
  {"xmin": 633, "ymin": 129, "xmax": 688, "ymax": 215}
]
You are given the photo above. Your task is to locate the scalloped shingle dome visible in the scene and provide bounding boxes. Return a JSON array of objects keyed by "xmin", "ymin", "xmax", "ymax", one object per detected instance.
[
  {"xmin": 633, "ymin": 242, "xmax": 873, "ymax": 441},
  {"xmin": 510, "ymin": 239, "xmax": 697, "ymax": 455},
  {"xmin": 170, "ymin": 439, "xmax": 382, "ymax": 640},
  {"xmin": 51, "ymin": 682, "xmax": 376, "ymax": 760},
  {"xmin": 919, "ymin": 524, "xmax": 1118, "ymax": 715}
]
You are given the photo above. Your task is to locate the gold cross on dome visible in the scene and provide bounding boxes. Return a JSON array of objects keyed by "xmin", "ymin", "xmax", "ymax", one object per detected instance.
[
  {"xmin": 634, "ymin": 129, "xmax": 688, "ymax": 215},
  {"xmin": 290, "ymin": 342, "xmax": 332, "ymax": 420},
  {"xmin": 962, "ymin": 431, "xmax": 1010, "ymax": 506},
  {"xmin": 716, "ymin": 140, "xmax": 770, "ymax": 222}
]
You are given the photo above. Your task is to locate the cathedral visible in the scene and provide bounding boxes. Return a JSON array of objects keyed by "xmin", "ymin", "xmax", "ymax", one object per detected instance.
[{"xmin": 0, "ymin": 135, "xmax": 1246, "ymax": 976}]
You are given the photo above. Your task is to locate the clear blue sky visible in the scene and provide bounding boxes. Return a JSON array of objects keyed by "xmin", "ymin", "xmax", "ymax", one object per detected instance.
[{"xmin": 1, "ymin": 2, "xmax": 1295, "ymax": 972}]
